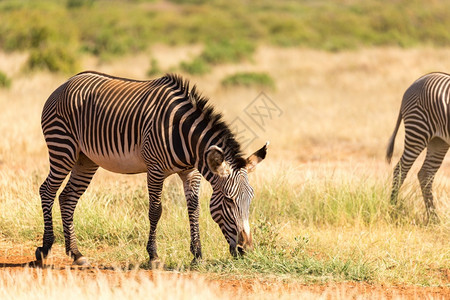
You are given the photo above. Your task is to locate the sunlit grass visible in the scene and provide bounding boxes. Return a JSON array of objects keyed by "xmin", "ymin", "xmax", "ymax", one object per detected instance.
[
  {"xmin": 1, "ymin": 166, "xmax": 448, "ymax": 285},
  {"xmin": 221, "ymin": 72, "xmax": 275, "ymax": 89},
  {"xmin": 0, "ymin": 268, "xmax": 231, "ymax": 300},
  {"xmin": 1, "ymin": 266, "xmax": 419, "ymax": 300}
]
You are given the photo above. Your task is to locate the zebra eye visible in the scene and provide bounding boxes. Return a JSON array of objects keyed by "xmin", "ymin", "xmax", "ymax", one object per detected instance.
[{"xmin": 224, "ymin": 196, "xmax": 235, "ymax": 203}]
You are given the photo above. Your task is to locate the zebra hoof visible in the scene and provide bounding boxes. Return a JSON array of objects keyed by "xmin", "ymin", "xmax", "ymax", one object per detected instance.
[
  {"xmin": 73, "ymin": 256, "xmax": 90, "ymax": 267},
  {"xmin": 427, "ymin": 212, "xmax": 440, "ymax": 225},
  {"xmin": 149, "ymin": 258, "xmax": 163, "ymax": 270},
  {"xmin": 35, "ymin": 247, "xmax": 49, "ymax": 261},
  {"xmin": 190, "ymin": 257, "xmax": 203, "ymax": 268}
]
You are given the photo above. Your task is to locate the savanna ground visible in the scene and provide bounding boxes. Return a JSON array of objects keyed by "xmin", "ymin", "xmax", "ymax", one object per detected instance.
[
  {"xmin": 1, "ymin": 46, "xmax": 449, "ymax": 299},
  {"xmin": 1, "ymin": 1, "xmax": 450, "ymax": 299}
]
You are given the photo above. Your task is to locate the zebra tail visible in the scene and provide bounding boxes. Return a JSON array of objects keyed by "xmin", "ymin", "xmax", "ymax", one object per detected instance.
[{"xmin": 386, "ymin": 111, "xmax": 402, "ymax": 164}]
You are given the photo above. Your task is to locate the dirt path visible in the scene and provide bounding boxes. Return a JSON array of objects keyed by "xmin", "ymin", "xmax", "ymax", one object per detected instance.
[{"xmin": 0, "ymin": 240, "xmax": 448, "ymax": 299}]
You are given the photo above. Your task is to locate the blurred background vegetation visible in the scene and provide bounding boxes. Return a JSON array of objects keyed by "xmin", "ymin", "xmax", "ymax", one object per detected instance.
[{"xmin": 1, "ymin": 0, "xmax": 450, "ymax": 76}]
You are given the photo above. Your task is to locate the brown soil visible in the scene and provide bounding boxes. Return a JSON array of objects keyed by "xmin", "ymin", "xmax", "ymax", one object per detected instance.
[{"xmin": 0, "ymin": 240, "xmax": 448, "ymax": 299}]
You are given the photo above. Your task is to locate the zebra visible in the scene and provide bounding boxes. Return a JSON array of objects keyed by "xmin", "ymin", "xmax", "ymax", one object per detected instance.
[
  {"xmin": 386, "ymin": 72, "xmax": 450, "ymax": 222},
  {"xmin": 35, "ymin": 71, "xmax": 268, "ymax": 266}
]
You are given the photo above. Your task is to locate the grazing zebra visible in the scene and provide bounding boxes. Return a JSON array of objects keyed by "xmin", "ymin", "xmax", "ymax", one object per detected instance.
[
  {"xmin": 36, "ymin": 71, "xmax": 268, "ymax": 265},
  {"xmin": 386, "ymin": 72, "xmax": 450, "ymax": 222}
]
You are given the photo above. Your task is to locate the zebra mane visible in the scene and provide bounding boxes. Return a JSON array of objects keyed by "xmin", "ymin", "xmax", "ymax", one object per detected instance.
[{"xmin": 165, "ymin": 73, "xmax": 247, "ymax": 169}]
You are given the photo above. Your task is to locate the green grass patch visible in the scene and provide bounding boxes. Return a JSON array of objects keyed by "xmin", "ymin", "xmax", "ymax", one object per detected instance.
[
  {"xmin": 180, "ymin": 57, "xmax": 211, "ymax": 75},
  {"xmin": 221, "ymin": 72, "xmax": 275, "ymax": 89},
  {"xmin": 180, "ymin": 40, "xmax": 255, "ymax": 75},
  {"xmin": 0, "ymin": 71, "xmax": 11, "ymax": 88},
  {"xmin": 193, "ymin": 251, "xmax": 373, "ymax": 282},
  {"xmin": 200, "ymin": 40, "xmax": 255, "ymax": 65}
]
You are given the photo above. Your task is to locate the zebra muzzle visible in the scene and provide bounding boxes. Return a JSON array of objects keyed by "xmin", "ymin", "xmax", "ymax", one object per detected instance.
[{"xmin": 237, "ymin": 230, "xmax": 253, "ymax": 255}]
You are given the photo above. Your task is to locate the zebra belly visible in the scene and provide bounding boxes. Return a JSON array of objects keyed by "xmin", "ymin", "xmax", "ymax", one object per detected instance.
[{"xmin": 83, "ymin": 150, "xmax": 147, "ymax": 174}]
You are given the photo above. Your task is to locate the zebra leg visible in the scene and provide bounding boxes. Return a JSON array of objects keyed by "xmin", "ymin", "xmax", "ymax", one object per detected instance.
[
  {"xmin": 146, "ymin": 169, "xmax": 165, "ymax": 266},
  {"xmin": 36, "ymin": 167, "xmax": 72, "ymax": 261},
  {"xmin": 59, "ymin": 153, "xmax": 98, "ymax": 265},
  {"xmin": 417, "ymin": 138, "xmax": 449, "ymax": 223},
  {"xmin": 390, "ymin": 120, "xmax": 428, "ymax": 207},
  {"xmin": 390, "ymin": 149, "xmax": 422, "ymax": 222},
  {"xmin": 36, "ymin": 138, "xmax": 78, "ymax": 261},
  {"xmin": 390, "ymin": 144, "xmax": 425, "ymax": 207},
  {"xmin": 178, "ymin": 169, "xmax": 202, "ymax": 261}
]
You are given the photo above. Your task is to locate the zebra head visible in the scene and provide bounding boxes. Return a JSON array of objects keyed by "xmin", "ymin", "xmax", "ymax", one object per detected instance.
[{"xmin": 206, "ymin": 142, "xmax": 268, "ymax": 256}]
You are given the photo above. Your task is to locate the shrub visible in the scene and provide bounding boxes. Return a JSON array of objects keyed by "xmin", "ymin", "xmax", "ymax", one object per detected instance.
[
  {"xmin": 66, "ymin": 0, "xmax": 95, "ymax": 8},
  {"xmin": 179, "ymin": 57, "xmax": 210, "ymax": 75},
  {"xmin": 179, "ymin": 39, "xmax": 256, "ymax": 75},
  {"xmin": 200, "ymin": 39, "xmax": 255, "ymax": 65},
  {"xmin": 0, "ymin": 71, "xmax": 11, "ymax": 88},
  {"xmin": 27, "ymin": 45, "xmax": 79, "ymax": 74},
  {"xmin": 221, "ymin": 72, "xmax": 275, "ymax": 89}
]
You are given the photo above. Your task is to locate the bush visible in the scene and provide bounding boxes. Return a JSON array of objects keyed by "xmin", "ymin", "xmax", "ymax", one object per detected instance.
[
  {"xmin": 221, "ymin": 72, "xmax": 275, "ymax": 89},
  {"xmin": 0, "ymin": 71, "xmax": 11, "ymax": 88},
  {"xmin": 179, "ymin": 39, "xmax": 256, "ymax": 75},
  {"xmin": 66, "ymin": 0, "xmax": 95, "ymax": 8},
  {"xmin": 179, "ymin": 57, "xmax": 210, "ymax": 75},
  {"xmin": 27, "ymin": 45, "xmax": 79, "ymax": 74},
  {"xmin": 200, "ymin": 39, "xmax": 255, "ymax": 65}
]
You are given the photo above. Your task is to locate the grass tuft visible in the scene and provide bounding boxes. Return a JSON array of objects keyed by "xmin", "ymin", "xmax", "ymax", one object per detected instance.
[
  {"xmin": 0, "ymin": 70, "xmax": 11, "ymax": 88},
  {"xmin": 180, "ymin": 57, "xmax": 211, "ymax": 75},
  {"xmin": 221, "ymin": 72, "xmax": 275, "ymax": 89}
]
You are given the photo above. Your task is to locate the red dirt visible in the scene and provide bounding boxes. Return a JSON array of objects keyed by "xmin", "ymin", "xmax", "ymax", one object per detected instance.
[{"xmin": 0, "ymin": 240, "xmax": 448, "ymax": 299}]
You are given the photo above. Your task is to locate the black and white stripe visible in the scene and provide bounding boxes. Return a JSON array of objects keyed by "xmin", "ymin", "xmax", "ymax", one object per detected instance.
[
  {"xmin": 387, "ymin": 72, "xmax": 450, "ymax": 222},
  {"xmin": 36, "ymin": 71, "xmax": 267, "ymax": 265}
]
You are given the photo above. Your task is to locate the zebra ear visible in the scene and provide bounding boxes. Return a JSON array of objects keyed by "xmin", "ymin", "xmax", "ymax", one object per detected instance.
[
  {"xmin": 206, "ymin": 146, "xmax": 231, "ymax": 177},
  {"xmin": 246, "ymin": 141, "xmax": 269, "ymax": 173}
]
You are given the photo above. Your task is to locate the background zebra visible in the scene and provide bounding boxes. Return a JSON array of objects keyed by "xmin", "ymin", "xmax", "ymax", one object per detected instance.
[
  {"xmin": 387, "ymin": 72, "xmax": 450, "ymax": 222},
  {"xmin": 36, "ymin": 71, "xmax": 268, "ymax": 266}
]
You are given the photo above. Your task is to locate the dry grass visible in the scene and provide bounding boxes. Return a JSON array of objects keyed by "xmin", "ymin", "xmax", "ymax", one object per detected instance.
[
  {"xmin": 0, "ymin": 267, "xmax": 410, "ymax": 300},
  {"xmin": 0, "ymin": 259, "xmax": 447, "ymax": 300},
  {"xmin": 0, "ymin": 268, "xmax": 233, "ymax": 300}
]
